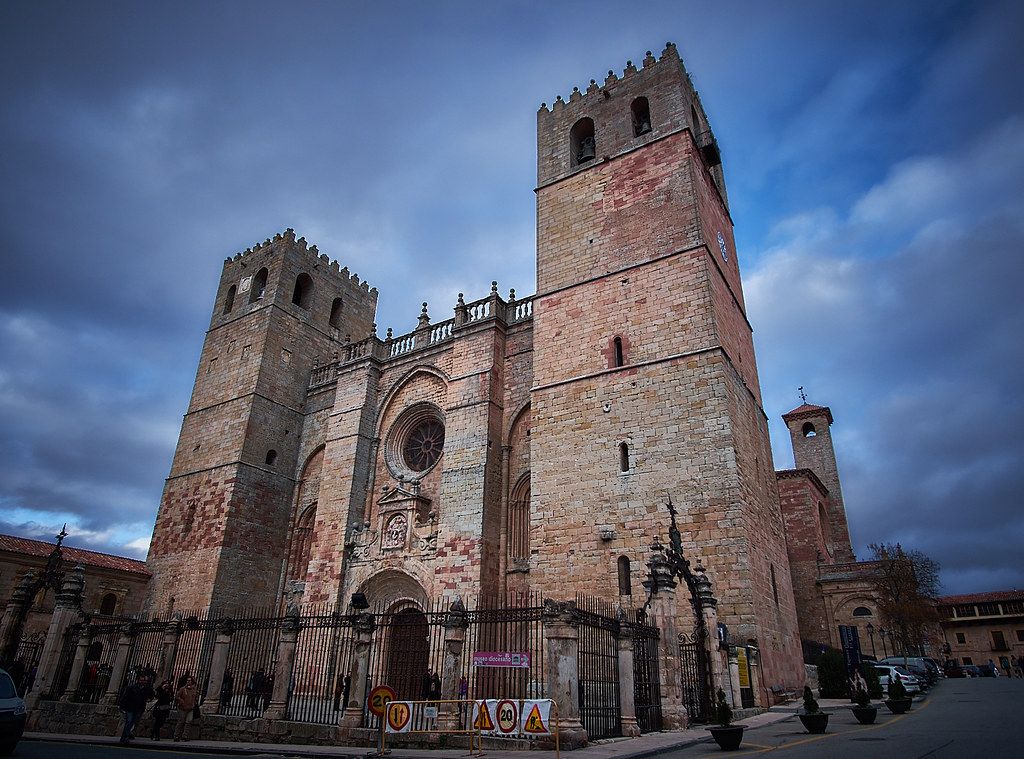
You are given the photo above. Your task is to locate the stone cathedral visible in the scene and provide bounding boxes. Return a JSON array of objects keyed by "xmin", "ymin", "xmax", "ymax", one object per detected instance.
[{"xmin": 146, "ymin": 44, "xmax": 806, "ymax": 694}]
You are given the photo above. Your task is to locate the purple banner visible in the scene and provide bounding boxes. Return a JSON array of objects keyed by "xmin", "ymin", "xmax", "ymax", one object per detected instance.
[{"xmin": 472, "ymin": 651, "xmax": 531, "ymax": 669}]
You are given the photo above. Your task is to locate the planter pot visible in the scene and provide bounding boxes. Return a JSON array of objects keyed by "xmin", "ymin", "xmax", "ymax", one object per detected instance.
[
  {"xmin": 798, "ymin": 712, "xmax": 829, "ymax": 734},
  {"xmin": 885, "ymin": 698, "xmax": 912, "ymax": 714},
  {"xmin": 851, "ymin": 705, "xmax": 877, "ymax": 725},
  {"xmin": 708, "ymin": 725, "xmax": 745, "ymax": 751}
]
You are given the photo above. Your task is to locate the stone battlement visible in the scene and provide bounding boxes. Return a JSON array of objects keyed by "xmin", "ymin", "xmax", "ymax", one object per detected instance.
[{"xmin": 224, "ymin": 227, "xmax": 376, "ymax": 294}]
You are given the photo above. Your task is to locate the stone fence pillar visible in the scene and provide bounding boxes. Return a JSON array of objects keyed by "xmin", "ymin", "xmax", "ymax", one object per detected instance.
[
  {"xmin": 340, "ymin": 612, "xmax": 375, "ymax": 729},
  {"xmin": 60, "ymin": 623, "xmax": 93, "ymax": 701},
  {"xmin": 0, "ymin": 572, "xmax": 37, "ymax": 665},
  {"xmin": 26, "ymin": 565, "xmax": 85, "ymax": 709},
  {"xmin": 101, "ymin": 623, "xmax": 136, "ymax": 705},
  {"xmin": 616, "ymin": 621, "xmax": 641, "ymax": 737},
  {"xmin": 542, "ymin": 600, "xmax": 587, "ymax": 748},
  {"xmin": 158, "ymin": 617, "xmax": 182, "ymax": 684},
  {"xmin": 263, "ymin": 615, "xmax": 300, "ymax": 720},
  {"xmin": 439, "ymin": 598, "xmax": 468, "ymax": 729},
  {"xmin": 694, "ymin": 562, "xmax": 726, "ymax": 704},
  {"xmin": 202, "ymin": 620, "xmax": 234, "ymax": 715},
  {"xmin": 644, "ymin": 551, "xmax": 686, "ymax": 729},
  {"xmin": 727, "ymin": 647, "xmax": 741, "ymax": 708}
]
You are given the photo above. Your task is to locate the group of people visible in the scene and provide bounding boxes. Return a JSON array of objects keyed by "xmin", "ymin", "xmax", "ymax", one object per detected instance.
[
  {"xmin": 244, "ymin": 668, "xmax": 274, "ymax": 712},
  {"xmin": 116, "ymin": 670, "xmax": 201, "ymax": 744}
]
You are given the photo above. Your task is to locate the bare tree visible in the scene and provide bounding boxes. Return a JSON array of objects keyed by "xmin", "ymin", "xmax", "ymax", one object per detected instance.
[{"xmin": 868, "ymin": 542, "xmax": 941, "ymax": 658}]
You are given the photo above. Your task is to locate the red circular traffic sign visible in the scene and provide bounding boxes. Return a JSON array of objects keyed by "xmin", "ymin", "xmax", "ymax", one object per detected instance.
[{"xmin": 368, "ymin": 684, "xmax": 397, "ymax": 717}]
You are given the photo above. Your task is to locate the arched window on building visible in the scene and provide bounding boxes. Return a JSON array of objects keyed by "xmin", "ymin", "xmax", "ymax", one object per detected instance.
[
  {"xmin": 853, "ymin": 606, "xmax": 873, "ymax": 617},
  {"xmin": 250, "ymin": 267, "xmax": 269, "ymax": 303},
  {"xmin": 99, "ymin": 593, "xmax": 117, "ymax": 616},
  {"xmin": 631, "ymin": 97, "xmax": 652, "ymax": 136},
  {"xmin": 285, "ymin": 504, "xmax": 317, "ymax": 584},
  {"xmin": 507, "ymin": 476, "xmax": 531, "ymax": 564},
  {"xmin": 617, "ymin": 556, "xmax": 632, "ymax": 596},
  {"xmin": 613, "ymin": 336, "xmax": 625, "ymax": 367},
  {"xmin": 265, "ymin": 449, "xmax": 277, "ymax": 466},
  {"xmin": 223, "ymin": 285, "xmax": 236, "ymax": 314},
  {"xmin": 570, "ymin": 118, "xmax": 596, "ymax": 166},
  {"xmin": 329, "ymin": 297, "xmax": 344, "ymax": 328},
  {"xmin": 619, "ymin": 442, "xmax": 630, "ymax": 473},
  {"xmin": 292, "ymin": 273, "xmax": 313, "ymax": 309},
  {"xmin": 802, "ymin": 422, "xmax": 817, "ymax": 437}
]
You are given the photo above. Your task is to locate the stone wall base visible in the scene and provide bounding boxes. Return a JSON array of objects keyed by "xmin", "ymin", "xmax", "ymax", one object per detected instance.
[{"xmin": 27, "ymin": 701, "xmax": 588, "ymax": 750}]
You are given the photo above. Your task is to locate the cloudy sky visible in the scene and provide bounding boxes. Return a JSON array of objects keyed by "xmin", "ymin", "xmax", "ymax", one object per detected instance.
[{"xmin": 1, "ymin": 0, "xmax": 1021, "ymax": 595}]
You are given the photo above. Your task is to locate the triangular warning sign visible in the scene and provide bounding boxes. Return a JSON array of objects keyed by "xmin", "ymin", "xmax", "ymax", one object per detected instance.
[
  {"xmin": 473, "ymin": 702, "xmax": 495, "ymax": 731},
  {"xmin": 523, "ymin": 704, "xmax": 547, "ymax": 734}
]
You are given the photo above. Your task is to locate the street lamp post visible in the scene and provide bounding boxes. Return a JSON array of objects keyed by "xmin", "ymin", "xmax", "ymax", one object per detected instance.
[
  {"xmin": 866, "ymin": 623, "xmax": 876, "ymax": 658},
  {"xmin": 879, "ymin": 627, "xmax": 888, "ymax": 658}
]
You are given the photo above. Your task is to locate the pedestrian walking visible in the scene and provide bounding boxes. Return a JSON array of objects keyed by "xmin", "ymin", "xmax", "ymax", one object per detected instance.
[
  {"xmin": 458, "ymin": 674, "xmax": 469, "ymax": 724},
  {"xmin": 151, "ymin": 679, "xmax": 173, "ymax": 740},
  {"xmin": 173, "ymin": 676, "xmax": 200, "ymax": 742},
  {"xmin": 429, "ymin": 670, "xmax": 441, "ymax": 701},
  {"xmin": 117, "ymin": 674, "xmax": 152, "ymax": 744},
  {"xmin": 220, "ymin": 668, "xmax": 234, "ymax": 708},
  {"xmin": 421, "ymin": 670, "xmax": 432, "ymax": 700}
]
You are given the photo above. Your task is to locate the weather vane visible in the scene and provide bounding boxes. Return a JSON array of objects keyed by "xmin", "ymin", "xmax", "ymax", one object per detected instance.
[
  {"xmin": 55, "ymin": 523, "xmax": 68, "ymax": 546},
  {"xmin": 798, "ymin": 386, "xmax": 807, "ymax": 403}
]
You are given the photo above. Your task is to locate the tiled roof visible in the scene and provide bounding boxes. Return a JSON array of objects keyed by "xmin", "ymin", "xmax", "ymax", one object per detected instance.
[
  {"xmin": 937, "ymin": 589, "xmax": 1024, "ymax": 605},
  {"xmin": 782, "ymin": 403, "xmax": 834, "ymax": 424},
  {"xmin": 0, "ymin": 533, "xmax": 149, "ymax": 576}
]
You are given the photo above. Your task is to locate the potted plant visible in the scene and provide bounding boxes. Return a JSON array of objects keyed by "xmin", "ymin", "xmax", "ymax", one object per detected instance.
[
  {"xmin": 707, "ymin": 688, "xmax": 744, "ymax": 751},
  {"xmin": 884, "ymin": 675, "xmax": 913, "ymax": 714},
  {"xmin": 850, "ymin": 683, "xmax": 877, "ymax": 724},
  {"xmin": 798, "ymin": 686, "xmax": 829, "ymax": 734}
]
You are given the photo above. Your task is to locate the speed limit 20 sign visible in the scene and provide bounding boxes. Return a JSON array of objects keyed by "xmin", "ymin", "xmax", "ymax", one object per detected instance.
[{"xmin": 368, "ymin": 685, "xmax": 397, "ymax": 717}]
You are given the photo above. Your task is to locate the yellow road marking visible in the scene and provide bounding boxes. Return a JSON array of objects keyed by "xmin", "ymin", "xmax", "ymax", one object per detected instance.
[{"xmin": 727, "ymin": 698, "xmax": 932, "ymax": 754}]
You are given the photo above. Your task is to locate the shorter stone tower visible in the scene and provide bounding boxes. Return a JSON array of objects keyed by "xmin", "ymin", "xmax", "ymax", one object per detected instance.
[
  {"xmin": 781, "ymin": 402, "xmax": 854, "ymax": 562},
  {"xmin": 146, "ymin": 229, "xmax": 378, "ymax": 614}
]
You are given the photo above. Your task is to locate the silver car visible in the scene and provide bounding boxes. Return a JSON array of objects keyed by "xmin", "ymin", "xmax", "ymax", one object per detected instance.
[
  {"xmin": 871, "ymin": 664, "xmax": 921, "ymax": 694},
  {"xmin": 0, "ymin": 668, "xmax": 26, "ymax": 756}
]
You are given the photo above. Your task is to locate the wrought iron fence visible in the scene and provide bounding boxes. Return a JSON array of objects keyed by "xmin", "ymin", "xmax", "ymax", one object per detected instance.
[
  {"xmin": 630, "ymin": 615, "xmax": 663, "ymax": 733},
  {"xmin": 678, "ymin": 628, "xmax": 711, "ymax": 723},
  {"xmin": 575, "ymin": 594, "xmax": 622, "ymax": 740},
  {"xmin": 287, "ymin": 603, "xmax": 356, "ymax": 725},
  {"xmin": 220, "ymin": 607, "xmax": 282, "ymax": 717}
]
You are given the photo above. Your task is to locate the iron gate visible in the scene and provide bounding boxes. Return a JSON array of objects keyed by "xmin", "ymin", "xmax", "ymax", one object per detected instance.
[
  {"xmin": 631, "ymin": 620, "xmax": 663, "ymax": 732},
  {"xmin": 678, "ymin": 628, "xmax": 711, "ymax": 723},
  {"xmin": 576, "ymin": 595, "xmax": 621, "ymax": 740}
]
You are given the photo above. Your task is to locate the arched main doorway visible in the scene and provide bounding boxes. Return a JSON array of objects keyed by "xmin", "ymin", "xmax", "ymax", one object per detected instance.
[{"xmin": 383, "ymin": 607, "xmax": 430, "ymax": 700}]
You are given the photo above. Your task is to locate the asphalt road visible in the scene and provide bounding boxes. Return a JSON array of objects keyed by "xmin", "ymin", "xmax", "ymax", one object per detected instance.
[{"xmin": 667, "ymin": 676, "xmax": 1024, "ymax": 758}]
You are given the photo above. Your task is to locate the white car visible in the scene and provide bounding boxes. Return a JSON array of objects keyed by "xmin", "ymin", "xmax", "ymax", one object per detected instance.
[{"xmin": 871, "ymin": 664, "xmax": 921, "ymax": 694}]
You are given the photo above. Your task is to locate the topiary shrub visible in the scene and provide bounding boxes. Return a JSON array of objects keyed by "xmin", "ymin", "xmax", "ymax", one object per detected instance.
[
  {"xmin": 887, "ymin": 674, "xmax": 908, "ymax": 701},
  {"xmin": 712, "ymin": 688, "xmax": 733, "ymax": 727},
  {"xmin": 814, "ymin": 649, "xmax": 849, "ymax": 699},
  {"xmin": 802, "ymin": 685, "xmax": 820, "ymax": 714}
]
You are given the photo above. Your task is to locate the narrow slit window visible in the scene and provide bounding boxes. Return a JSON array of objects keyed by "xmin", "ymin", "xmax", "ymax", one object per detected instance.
[
  {"xmin": 265, "ymin": 449, "xmax": 277, "ymax": 466},
  {"xmin": 617, "ymin": 556, "xmax": 632, "ymax": 595},
  {"xmin": 223, "ymin": 285, "xmax": 236, "ymax": 314},
  {"xmin": 771, "ymin": 564, "xmax": 779, "ymax": 605},
  {"xmin": 613, "ymin": 336, "xmax": 624, "ymax": 367},
  {"xmin": 619, "ymin": 442, "xmax": 630, "ymax": 473}
]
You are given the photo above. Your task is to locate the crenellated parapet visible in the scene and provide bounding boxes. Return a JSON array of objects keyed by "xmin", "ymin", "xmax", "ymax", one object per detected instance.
[{"xmin": 222, "ymin": 227, "xmax": 377, "ymax": 295}]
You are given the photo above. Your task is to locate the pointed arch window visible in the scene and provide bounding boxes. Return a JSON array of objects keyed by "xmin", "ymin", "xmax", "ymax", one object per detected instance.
[{"xmin": 508, "ymin": 476, "xmax": 531, "ymax": 565}]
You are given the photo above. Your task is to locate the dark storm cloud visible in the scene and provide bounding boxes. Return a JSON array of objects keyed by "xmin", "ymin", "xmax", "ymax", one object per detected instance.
[{"xmin": 1, "ymin": 0, "xmax": 1022, "ymax": 590}]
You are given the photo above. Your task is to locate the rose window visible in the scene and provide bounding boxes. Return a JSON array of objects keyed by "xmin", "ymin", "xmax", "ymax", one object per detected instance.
[{"xmin": 402, "ymin": 418, "xmax": 445, "ymax": 472}]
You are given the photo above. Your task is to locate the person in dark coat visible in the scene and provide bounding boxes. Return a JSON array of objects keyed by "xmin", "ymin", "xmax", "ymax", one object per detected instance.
[
  {"xmin": 220, "ymin": 668, "xmax": 234, "ymax": 709},
  {"xmin": 152, "ymin": 679, "xmax": 173, "ymax": 740},
  {"xmin": 117, "ymin": 674, "xmax": 152, "ymax": 744},
  {"xmin": 429, "ymin": 670, "xmax": 441, "ymax": 701}
]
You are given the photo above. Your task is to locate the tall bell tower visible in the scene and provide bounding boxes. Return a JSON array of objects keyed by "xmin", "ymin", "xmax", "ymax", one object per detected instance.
[{"xmin": 529, "ymin": 44, "xmax": 804, "ymax": 700}]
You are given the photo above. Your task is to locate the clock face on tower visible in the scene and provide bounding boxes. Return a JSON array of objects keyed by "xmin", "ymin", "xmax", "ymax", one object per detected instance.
[{"xmin": 717, "ymin": 231, "xmax": 729, "ymax": 261}]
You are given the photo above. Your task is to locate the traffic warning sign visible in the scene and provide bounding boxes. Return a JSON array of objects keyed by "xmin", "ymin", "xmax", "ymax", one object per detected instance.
[
  {"xmin": 368, "ymin": 685, "xmax": 397, "ymax": 717},
  {"xmin": 385, "ymin": 700, "xmax": 412, "ymax": 733},
  {"xmin": 521, "ymin": 699, "xmax": 552, "ymax": 735},
  {"xmin": 472, "ymin": 700, "xmax": 496, "ymax": 733},
  {"xmin": 496, "ymin": 699, "xmax": 519, "ymax": 734}
]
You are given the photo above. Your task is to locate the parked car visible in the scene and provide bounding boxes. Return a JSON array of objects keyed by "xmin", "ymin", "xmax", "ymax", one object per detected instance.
[
  {"xmin": 878, "ymin": 657, "xmax": 937, "ymax": 686},
  {"xmin": 978, "ymin": 663, "xmax": 1000, "ymax": 677},
  {"xmin": 943, "ymin": 661, "xmax": 966, "ymax": 678},
  {"xmin": 0, "ymin": 668, "xmax": 27, "ymax": 755},
  {"xmin": 923, "ymin": 658, "xmax": 946, "ymax": 678},
  {"xmin": 962, "ymin": 665, "xmax": 982, "ymax": 677},
  {"xmin": 871, "ymin": 665, "xmax": 922, "ymax": 694}
]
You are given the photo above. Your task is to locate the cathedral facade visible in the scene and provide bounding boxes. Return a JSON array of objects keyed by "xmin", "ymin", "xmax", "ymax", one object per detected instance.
[{"xmin": 146, "ymin": 43, "xmax": 805, "ymax": 695}]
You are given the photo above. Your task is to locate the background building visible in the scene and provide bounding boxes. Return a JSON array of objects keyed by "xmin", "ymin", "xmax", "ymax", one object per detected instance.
[{"xmin": 938, "ymin": 590, "xmax": 1024, "ymax": 671}]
